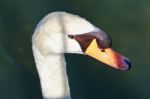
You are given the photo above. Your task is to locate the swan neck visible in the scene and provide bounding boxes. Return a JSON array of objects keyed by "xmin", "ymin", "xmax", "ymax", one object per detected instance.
[{"xmin": 33, "ymin": 46, "xmax": 71, "ymax": 99}]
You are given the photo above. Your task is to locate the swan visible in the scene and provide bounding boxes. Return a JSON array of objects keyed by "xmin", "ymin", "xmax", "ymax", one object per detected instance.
[{"xmin": 32, "ymin": 12, "xmax": 131, "ymax": 99}]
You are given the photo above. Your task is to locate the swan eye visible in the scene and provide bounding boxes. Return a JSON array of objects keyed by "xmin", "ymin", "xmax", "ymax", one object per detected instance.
[{"xmin": 68, "ymin": 35, "xmax": 74, "ymax": 39}]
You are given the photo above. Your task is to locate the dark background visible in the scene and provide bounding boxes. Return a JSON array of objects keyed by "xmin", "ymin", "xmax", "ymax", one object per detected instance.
[{"xmin": 0, "ymin": 0, "xmax": 150, "ymax": 99}]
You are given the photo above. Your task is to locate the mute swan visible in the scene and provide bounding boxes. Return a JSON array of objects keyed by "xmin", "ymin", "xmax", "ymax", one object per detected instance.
[{"xmin": 32, "ymin": 12, "xmax": 131, "ymax": 99}]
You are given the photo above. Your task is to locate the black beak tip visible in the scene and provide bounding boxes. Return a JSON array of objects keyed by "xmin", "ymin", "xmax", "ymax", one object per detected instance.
[{"xmin": 124, "ymin": 59, "xmax": 131, "ymax": 70}]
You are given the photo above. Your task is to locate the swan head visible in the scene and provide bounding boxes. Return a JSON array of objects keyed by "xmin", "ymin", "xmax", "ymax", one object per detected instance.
[{"xmin": 32, "ymin": 12, "xmax": 131, "ymax": 70}]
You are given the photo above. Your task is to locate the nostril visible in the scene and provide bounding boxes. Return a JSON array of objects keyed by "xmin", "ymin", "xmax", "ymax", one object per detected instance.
[{"xmin": 124, "ymin": 59, "xmax": 131, "ymax": 70}]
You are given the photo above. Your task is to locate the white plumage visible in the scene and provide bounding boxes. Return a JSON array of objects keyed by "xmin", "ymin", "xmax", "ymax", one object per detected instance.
[{"xmin": 32, "ymin": 12, "xmax": 98, "ymax": 99}]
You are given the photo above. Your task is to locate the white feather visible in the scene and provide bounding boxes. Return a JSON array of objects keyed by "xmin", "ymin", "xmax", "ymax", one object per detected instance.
[{"xmin": 32, "ymin": 12, "xmax": 98, "ymax": 99}]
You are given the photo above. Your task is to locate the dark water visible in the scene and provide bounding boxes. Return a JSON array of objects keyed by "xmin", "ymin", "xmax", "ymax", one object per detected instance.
[{"xmin": 0, "ymin": 0, "xmax": 150, "ymax": 99}]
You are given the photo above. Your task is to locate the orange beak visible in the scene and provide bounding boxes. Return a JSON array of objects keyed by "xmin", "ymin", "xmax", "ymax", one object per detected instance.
[{"xmin": 85, "ymin": 39, "xmax": 131, "ymax": 70}]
